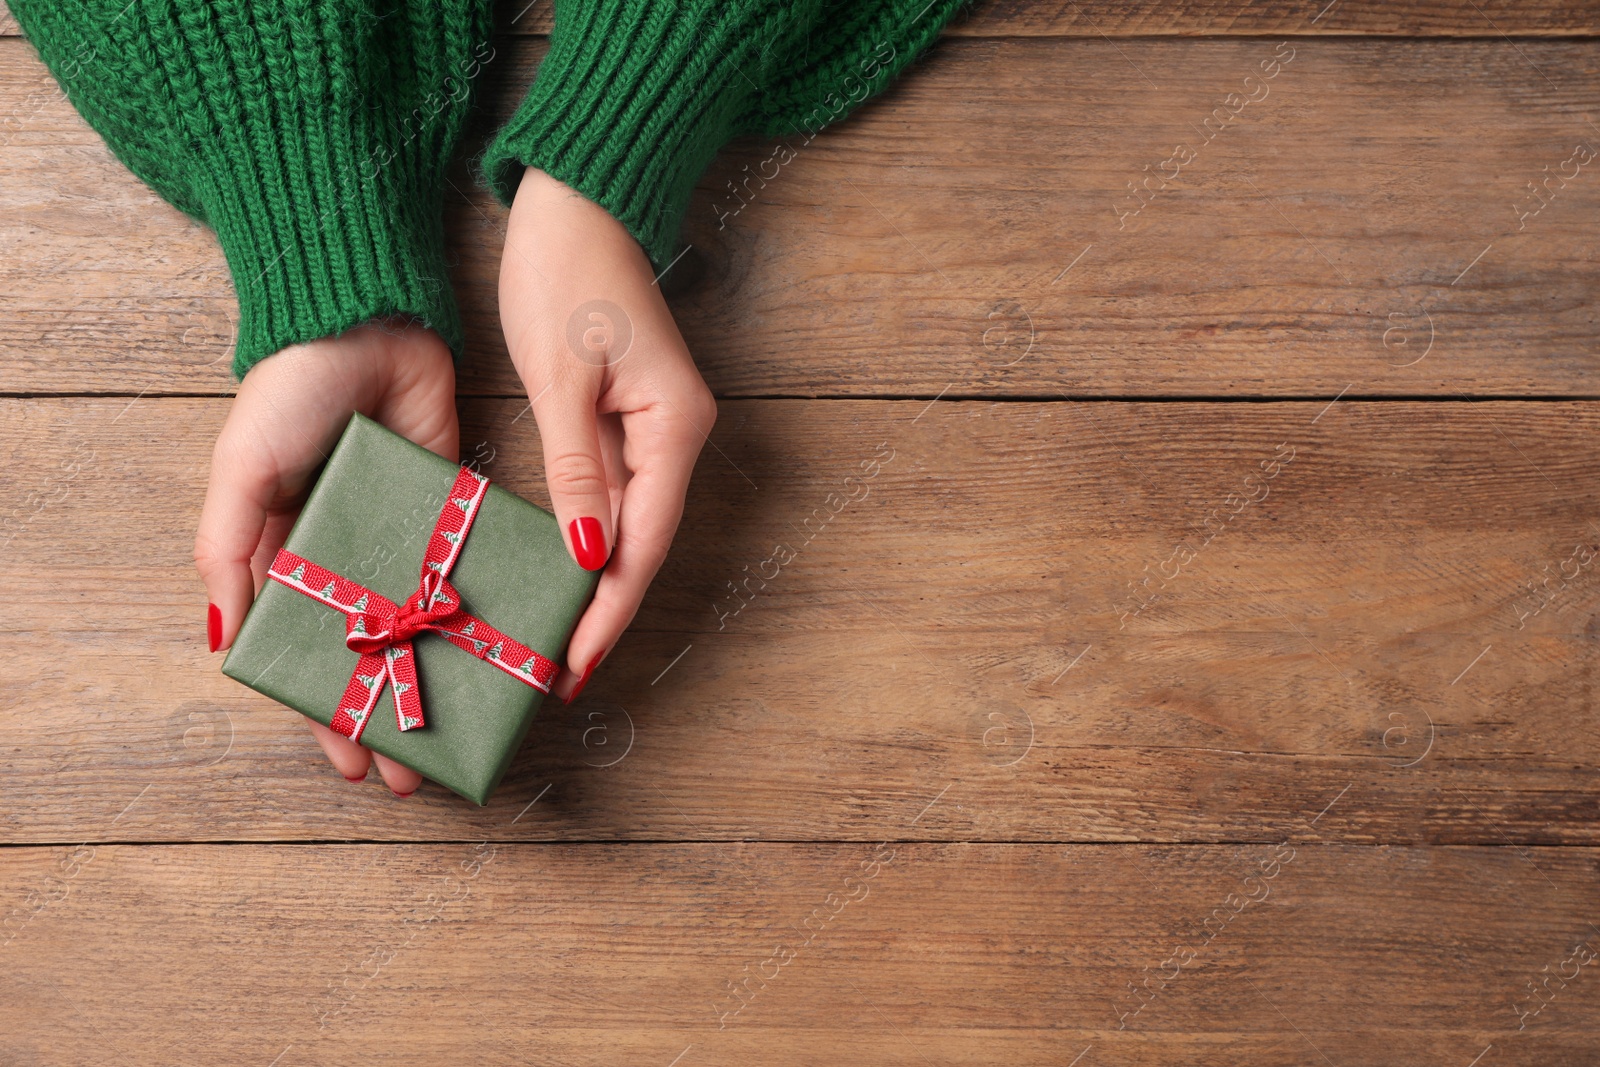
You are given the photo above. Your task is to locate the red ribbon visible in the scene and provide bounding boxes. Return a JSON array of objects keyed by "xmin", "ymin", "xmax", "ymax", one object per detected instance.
[{"xmin": 266, "ymin": 466, "xmax": 558, "ymax": 742}]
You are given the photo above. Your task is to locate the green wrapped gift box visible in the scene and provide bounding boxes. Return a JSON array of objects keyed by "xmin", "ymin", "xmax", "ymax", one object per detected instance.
[{"xmin": 222, "ymin": 413, "xmax": 599, "ymax": 804}]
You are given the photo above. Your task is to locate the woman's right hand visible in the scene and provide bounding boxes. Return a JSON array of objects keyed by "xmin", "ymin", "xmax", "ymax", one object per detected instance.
[{"xmin": 195, "ymin": 320, "xmax": 459, "ymax": 797}]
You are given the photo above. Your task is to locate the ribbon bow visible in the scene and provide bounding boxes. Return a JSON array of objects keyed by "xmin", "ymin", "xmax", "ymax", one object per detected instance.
[{"xmin": 265, "ymin": 467, "xmax": 558, "ymax": 742}]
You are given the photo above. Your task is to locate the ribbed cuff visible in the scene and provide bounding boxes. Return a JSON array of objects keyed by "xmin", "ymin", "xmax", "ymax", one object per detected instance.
[
  {"xmin": 198, "ymin": 129, "xmax": 463, "ymax": 379},
  {"xmin": 481, "ymin": 0, "xmax": 791, "ymax": 270},
  {"xmin": 175, "ymin": 7, "xmax": 472, "ymax": 378},
  {"xmin": 751, "ymin": 1, "xmax": 972, "ymax": 141},
  {"xmin": 11, "ymin": 0, "xmax": 487, "ymax": 379}
]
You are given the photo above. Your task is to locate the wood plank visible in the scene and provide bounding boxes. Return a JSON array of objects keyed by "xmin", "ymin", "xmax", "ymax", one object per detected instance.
[
  {"xmin": 6, "ymin": 0, "xmax": 1600, "ymax": 38},
  {"xmin": 4, "ymin": 396, "xmax": 1599, "ymax": 842},
  {"xmin": 2, "ymin": 842, "xmax": 1597, "ymax": 1062},
  {"xmin": 943, "ymin": 0, "xmax": 1600, "ymax": 35},
  {"xmin": 5, "ymin": 37, "xmax": 1599, "ymax": 397}
]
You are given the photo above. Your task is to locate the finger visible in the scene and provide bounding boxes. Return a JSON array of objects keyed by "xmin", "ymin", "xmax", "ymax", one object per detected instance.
[
  {"xmin": 306, "ymin": 720, "xmax": 374, "ymax": 782},
  {"xmin": 555, "ymin": 388, "xmax": 713, "ymax": 701},
  {"xmin": 597, "ymin": 411, "xmax": 628, "ymax": 530},
  {"xmin": 194, "ymin": 423, "xmax": 277, "ymax": 653},
  {"xmin": 549, "ymin": 414, "xmax": 628, "ymax": 700},
  {"xmin": 531, "ymin": 375, "xmax": 615, "ymax": 572},
  {"xmin": 371, "ymin": 753, "xmax": 424, "ymax": 798}
]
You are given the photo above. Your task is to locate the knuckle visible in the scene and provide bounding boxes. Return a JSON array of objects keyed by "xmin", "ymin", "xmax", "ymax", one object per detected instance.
[
  {"xmin": 590, "ymin": 580, "xmax": 645, "ymax": 629},
  {"xmin": 686, "ymin": 388, "xmax": 718, "ymax": 432},
  {"xmin": 620, "ymin": 535, "xmax": 671, "ymax": 578},
  {"xmin": 544, "ymin": 449, "xmax": 609, "ymax": 499},
  {"xmin": 654, "ymin": 389, "xmax": 717, "ymax": 449},
  {"xmin": 192, "ymin": 537, "xmax": 224, "ymax": 579},
  {"xmin": 618, "ymin": 520, "xmax": 678, "ymax": 573}
]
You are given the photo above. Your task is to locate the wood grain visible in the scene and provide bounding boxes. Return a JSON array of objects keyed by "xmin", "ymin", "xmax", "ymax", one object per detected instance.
[
  {"xmin": 4, "ymin": 396, "xmax": 1598, "ymax": 843},
  {"xmin": 3, "ymin": 842, "xmax": 1597, "ymax": 1064},
  {"xmin": 5, "ymin": 0, "xmax": 1598, "ymax": 1058},
  {"xmin": 942, "ymin": 0, "xmax": 1600, "ymax": 35},
  {"xmin": 7, "ymin": 0, "xmax": 1600, "ymax": 38},
  {"xmin": 4, "ymin": 37, "xmax": 1598, "ymax": 397}
]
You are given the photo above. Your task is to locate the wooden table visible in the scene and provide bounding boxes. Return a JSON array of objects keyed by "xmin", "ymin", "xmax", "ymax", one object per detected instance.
[{"xmin": 4, "ymin": 1, "xmax": 1600, "ymax": 1063}]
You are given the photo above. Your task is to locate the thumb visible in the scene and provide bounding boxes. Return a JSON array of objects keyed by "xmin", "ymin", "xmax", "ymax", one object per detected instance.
[
  {"xmin": 533, "ymin": 378, "xmax": 613, "ymax": 572},
  {"xmin": 194, "ymin": 434, "xmax": 276, "ymax": 652}
]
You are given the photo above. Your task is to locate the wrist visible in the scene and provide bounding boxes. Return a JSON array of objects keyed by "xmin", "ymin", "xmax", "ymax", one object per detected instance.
[
  {"xmin": 503, "ymin": 168, "xmax": 657, "ymax": 291},
  {"xmin": 511, "ymin": 167, "xmax": 635, "ymax": 239},
  {"xmin": 480, "ymin": 0, "xmax": 779, "ymax": 272},
  {"xmin": 249, "ymin": 320, "xmax": 452, "ymax": 392}
]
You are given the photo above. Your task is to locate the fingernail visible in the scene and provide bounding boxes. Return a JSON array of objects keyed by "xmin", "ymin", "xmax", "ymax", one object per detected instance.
[
  {"xmin": 564, "ymin": 652, "xmax": 605, "ymax": 705},
  {"xmin": 391, "ymin": 788, "xmax": 415, "ymax": 799},
  {"xmin": 569, "ymin": 516, "xmax": 607, "ymax": 571},
  {"xmin": 207, "ymin": 603, "xmax": 221, "ymax": 653},
  {"xmin": 344, "ymin": 775, "xmax": 365, "ymax": 783}
]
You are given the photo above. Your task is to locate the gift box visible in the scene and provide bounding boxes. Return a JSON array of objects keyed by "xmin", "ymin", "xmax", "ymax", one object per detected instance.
[{"xmin": 222, "ymin": 413, "xmax": 599, "ymax": 804}]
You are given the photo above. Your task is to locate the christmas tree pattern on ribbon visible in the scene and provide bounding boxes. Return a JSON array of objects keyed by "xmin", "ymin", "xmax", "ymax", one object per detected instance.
[{"xmin": 263, "ymin": 464, "xmax": 559, "ymax": 742}]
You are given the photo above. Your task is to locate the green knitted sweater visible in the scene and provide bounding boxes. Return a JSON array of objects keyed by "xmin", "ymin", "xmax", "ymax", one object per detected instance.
[{"xmin": 12, "ymin": 0, "xmax": 965, "ymax": 377}]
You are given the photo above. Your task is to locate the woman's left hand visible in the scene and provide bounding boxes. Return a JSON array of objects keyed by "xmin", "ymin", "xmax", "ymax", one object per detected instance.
[{"xmin": 498, "ymin": 167, "xmax": 717, "ymax": 700}]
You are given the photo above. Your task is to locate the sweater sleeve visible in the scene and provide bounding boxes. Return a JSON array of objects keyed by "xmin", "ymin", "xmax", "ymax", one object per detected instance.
[
  {"xmin": 480, "ymin": 0, "xmax": 969, "ymax": 271},
  {"xmin": 10, "ymin": 0, "xmax": 493, "ymax": 377}
]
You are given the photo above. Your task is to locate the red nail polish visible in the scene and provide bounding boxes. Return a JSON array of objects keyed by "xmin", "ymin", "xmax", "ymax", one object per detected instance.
[
  {"xmin": 344, "ymin": 775, "xmax": 365, "ymax": 783},
  {"xmin": 564, "ymin": 653, "xmax": 604, "ymax": 705},
  {"xmin": 207, "ymin": 603, "xmax": 221, "ymax": 653},
  {"xmin": 569, "ymin": 516, "xmax": 607, "ymax": 571},
  {"xmin": 391, "ymin": 788, "xmax": 415, "ymax": 799}
]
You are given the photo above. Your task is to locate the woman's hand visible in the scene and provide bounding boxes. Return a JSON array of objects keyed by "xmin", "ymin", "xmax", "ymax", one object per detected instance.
[
  {"xmin": 195, "ymin": 320, "xmax": 457, "ymax": 797},
  {"xmin": 500, "ymin": 167, "xmax": 716, "ymax": 701}
]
